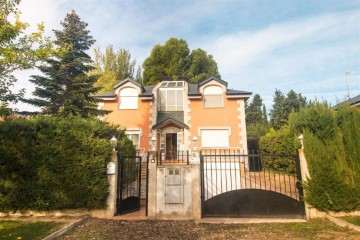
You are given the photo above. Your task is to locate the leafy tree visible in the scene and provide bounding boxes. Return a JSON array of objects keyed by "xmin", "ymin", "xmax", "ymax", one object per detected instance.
[
  {"xmin": 186, "ymin": 48, "xmax": 220, "ymax": 83},
  {"xmin": 259, "ymin": 125, "xmax": 297, "ymax": 174},
  {"xmin": 92, "ymin": 45, "xmax": 137, "ymax": 93},
  {"xmin": 0, "ymin": 0, "xmax": 51, "ymax": 116},
  {"xmin": 142, "ymin": 38, "xmax": 220, "ymax": 85},
  {"xmin": 24, "ymin": 11, "xmax": 106, "ymax": 117}
]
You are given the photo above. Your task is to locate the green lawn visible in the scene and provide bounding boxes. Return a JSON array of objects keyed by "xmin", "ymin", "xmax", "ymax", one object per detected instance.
[
  {"xmin": 340, "ymin": 216, "xmax": 360, "ymax": 226},
  {"xmin": 0, "ymin": 220, "xmax": 63, "ymax": 240}
]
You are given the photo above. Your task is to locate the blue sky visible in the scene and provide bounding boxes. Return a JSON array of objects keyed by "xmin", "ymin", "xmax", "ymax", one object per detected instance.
[{"xmin": 15, "ymin": 0, "xmax": 360, "ymax": 111}]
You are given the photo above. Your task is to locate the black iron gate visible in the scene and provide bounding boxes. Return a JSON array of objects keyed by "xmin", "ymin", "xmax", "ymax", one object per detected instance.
[
  {"xmin": 116, "ymin": 154, "xmax": 142, "ymax": 215},
  {"xmin": 200, "ymin": 150, "xmax": 305, "ymax": 218}
]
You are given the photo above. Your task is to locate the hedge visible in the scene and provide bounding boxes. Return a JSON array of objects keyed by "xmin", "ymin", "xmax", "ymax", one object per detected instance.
[
  {"xmin": 0, "ymin": 115, "xmax": 134, "ymax": 212},
  {"xmin": 289, "ymin": 103, "xmax": 360, "ymax": 211}
]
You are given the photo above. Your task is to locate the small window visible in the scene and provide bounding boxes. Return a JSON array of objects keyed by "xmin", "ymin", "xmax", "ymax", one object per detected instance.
[
  {"xmin": 203, "ymin": 85, "xmax": 223, "ymax": 108},
  {"xmin": 119, "ymin": 87, "xmax": 138, "ymax": 109},
  {"xmin": 201, "ymin": 129, "xmax": 229, "ymax": 148},
  {"xmin": 125, "ymin": 130, "xmax": 140, "ymax": 149}
]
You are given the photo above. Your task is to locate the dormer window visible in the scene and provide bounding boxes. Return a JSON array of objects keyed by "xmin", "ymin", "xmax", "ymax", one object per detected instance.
[
  {"xmin": 203, "ymin": 85, "xmax": 224, "ymax": 108},
  {"xmin": 119, "ymin": 87, "xmax": 138, "ymax": 109},
  {"xmin": 158, "ymin": 81, "xmax": 184, "ymax": 111}
]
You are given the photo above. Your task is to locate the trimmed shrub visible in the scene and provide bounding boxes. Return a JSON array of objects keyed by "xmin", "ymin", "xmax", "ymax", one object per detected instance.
[
  {"xmin": 0, "ymin": 116, "xmax": 134, "ymax": 212},
  {"xmin": 258, "ymin": 125, "xmax": 297, "ymax": 174},
  {"xmin": 289, "ymin": 103, "xmax": 360, "ymax": 211}
]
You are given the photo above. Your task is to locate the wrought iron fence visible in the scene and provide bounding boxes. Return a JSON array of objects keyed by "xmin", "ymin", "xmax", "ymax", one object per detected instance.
[{"xmin": 200, "ymin": 150, "xmax": 303, "ymax": 201}]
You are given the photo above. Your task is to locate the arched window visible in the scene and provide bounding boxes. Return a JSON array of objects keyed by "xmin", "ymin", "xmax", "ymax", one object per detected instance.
[
  {"xmin": 119, "ymin": 87, "xmax": 138, "ymax": 109},
  {"xmin": 203, "ymin": 85, "xmax": 223, "ymax": 108}
]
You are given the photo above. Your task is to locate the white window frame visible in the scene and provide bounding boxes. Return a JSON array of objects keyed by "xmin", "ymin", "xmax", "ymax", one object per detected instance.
[
  {"xmin": 119, "ymin": 87, "xmax": 138, "ymax": 109},
  {"xmin": 203, "ymin": 85, "xmax": 224, "ymax": 108},
  {"xmin": 158, "ymin": 88, "xmax": 184, "ymax": 111},
  {"xmin": 125, "ymin": 130, "xmax": 141, "ymax": 149},
  {"xmin": 200, "ymin": 128, "xmax": 230, "ymax": 148}
]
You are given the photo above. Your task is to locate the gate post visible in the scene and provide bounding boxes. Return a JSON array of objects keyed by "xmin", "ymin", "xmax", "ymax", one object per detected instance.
[
  {"xmin": 298, "ymin": 148, "xmax": 312, "ymax": 219},
  {"xmin": 191, "ymin": 150, "xmax": 201, "ymax": 219},
  {"xmin": 105, "ymin": 149, "xmax": 118, "ymax": 218},
  {"xmin": 147, "ymin": 151, "xmax": 157, "ymax": 219}
]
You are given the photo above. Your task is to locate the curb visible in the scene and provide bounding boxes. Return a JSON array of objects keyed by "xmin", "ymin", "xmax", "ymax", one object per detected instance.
[
  {"xmin": 42, "ymin": 215, "xmax": 90, "ymax": 240},
  {"xmin": 326, "ymin": 215, "xmax": 360, "ymax": 232},
  {"xmin": 196, "ymin": 218, "xmax": 307, "ymax": 224}
]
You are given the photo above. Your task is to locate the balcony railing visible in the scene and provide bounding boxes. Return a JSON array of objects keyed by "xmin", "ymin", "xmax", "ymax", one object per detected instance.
[{"xmin": 157, "ymin": 150, "xmax": 189, "ymax": 165}]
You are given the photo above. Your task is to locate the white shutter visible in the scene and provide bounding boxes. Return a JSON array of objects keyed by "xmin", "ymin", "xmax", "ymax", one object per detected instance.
[{"xmin": 201, "ymin": 129, "xmax": 229, "ymax": 148}]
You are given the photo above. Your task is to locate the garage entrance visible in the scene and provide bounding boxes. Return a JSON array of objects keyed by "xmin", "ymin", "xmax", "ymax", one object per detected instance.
[{"xmin": 200, "ymin": 150, "xmax": 305, "ymax": 218}]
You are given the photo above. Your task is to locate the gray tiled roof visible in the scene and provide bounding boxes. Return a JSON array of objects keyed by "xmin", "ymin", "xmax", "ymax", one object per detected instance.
[
  {"xmin": 347, "ymin": 94, "xmax": 360, "ymax": 106},
  {"xmin": 226, "ymin": 89, "xmax": 252, "ymax": 96},
  {"xmin": 92, "ymin": 92, "xmax": 116, "ymax": 98},
  {"xmin": 198, "ymin": 76, "xmax": 228, "ymax": 87},
  {"xmin": 139, "ymin": 85, "xmax": 155, "ymax": 97},
  {"xmin": 153, "ymin": 111, "xmax": 189, "ymax": 129},
  {"xmin": 113, "ymin": 78, "xmax": 143, "ymax": 90},
  {"xmin": 188, "ymin": 83, "xmax": 201, "ymax": 96}
]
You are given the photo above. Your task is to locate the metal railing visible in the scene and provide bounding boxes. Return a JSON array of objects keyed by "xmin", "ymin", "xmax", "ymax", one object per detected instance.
[
  {"xmin": 157, "ymin": 150, "xmax": 189, "ymax": 165},
  {"xmin": 200, "ymin": 150, "xmax": 302, "ymax": 201}
]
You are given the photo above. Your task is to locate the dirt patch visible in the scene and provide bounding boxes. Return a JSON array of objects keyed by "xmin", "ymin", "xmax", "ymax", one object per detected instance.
[{"xmin": 59, "ymin": 218, "xmax": 359, "ymax": 240}]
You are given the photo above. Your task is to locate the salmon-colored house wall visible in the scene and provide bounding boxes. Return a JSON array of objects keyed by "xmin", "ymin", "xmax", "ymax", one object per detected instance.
[
  {"xmin": 102, "ymin": 96, "xmax": 151, "ymax": 151},
  {"xmin": 95, "ymin": 77, "xmax": 251, "ymax": 153}
]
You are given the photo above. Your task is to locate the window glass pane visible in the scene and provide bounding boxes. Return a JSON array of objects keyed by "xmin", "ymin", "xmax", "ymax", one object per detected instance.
[
  {"xmin": 204, "ymin": 85, "xmax": 223, "ymax": 94},
  {"xmin": 177, "ymin": 90, "xmax": 183, "ymax": 110},
  {"xmin": 167, "ymin": 90, "xmax": 176, "ymax": 106},
  {"xmin": 167, "ymin": 82, "xmax": 176, "ymax": 88},
  {"xmin": 120, "ymin": 87, "xmax": 137, "ymax": 96},
  {"xmin": 126, "ymin": 132, "xmax": 140, "ymax": 149}
]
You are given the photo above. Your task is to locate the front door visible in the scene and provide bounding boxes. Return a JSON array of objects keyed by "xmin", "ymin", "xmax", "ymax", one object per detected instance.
[{"xmin": 165, "ymin": 133, "xmax": 177, "ymax": 160}]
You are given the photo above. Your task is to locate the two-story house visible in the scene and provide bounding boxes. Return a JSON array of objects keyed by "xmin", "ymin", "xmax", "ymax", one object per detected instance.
[{"xmin": 95, "ymin": 76, "xmax": 252, "ymax": 161}]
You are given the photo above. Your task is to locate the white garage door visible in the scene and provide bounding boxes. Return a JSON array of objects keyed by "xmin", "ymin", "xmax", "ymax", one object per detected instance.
[{"xmin": 201, "ymin": 129, "xmax": 229, "ymax": 148}]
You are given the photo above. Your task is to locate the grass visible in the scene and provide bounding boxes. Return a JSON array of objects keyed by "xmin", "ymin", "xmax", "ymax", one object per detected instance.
[
  {"xmin": 200, "ymin": 218, "xmax": 358, "ymax": 239},
  {"xmin": 0, "ymin": 220, "xmax": 63, "ymax": 240},
  {"xmin": 340, "ymin": 216, "xmax": 360, "ymax": 226}
]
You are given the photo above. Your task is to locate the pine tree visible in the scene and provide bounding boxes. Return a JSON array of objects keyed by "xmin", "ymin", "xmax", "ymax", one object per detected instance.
[
  {"xmin": 24, "ymin": 11, "xmax": 106, "ymax": 117},
  {"xmin": 246, "ymin": 94, "xmax": 263, "ymax": 124},
  {"xmin": 262, "ymin": 104, "xmax": 268, "ymax": 125},
  {"xmin": 270, "ymin": 89, "xmax": 286, "ymax": 130}
]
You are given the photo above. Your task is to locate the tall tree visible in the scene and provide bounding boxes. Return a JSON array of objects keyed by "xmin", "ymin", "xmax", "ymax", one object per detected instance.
[
  {"xmin": 0, "ymin": 0, "xmax": 51, "ymax": 116},
  {"xmin": 92, "ymin": 45, "xmax": 136, "ymax": 92},
  {"xmin": 246, "ymin": 94, "xmax": 270, "ymax": 150},
  {"xmin": 186, "ymin": 48, "xmax": 220, "ymax": 83},
  {"xmin": 270, "ymin": 89, "xmax": 286, "ymax": 130},
  {"xmin": 246, "ymin": 94, "xmax": 263, "ymax": 125},
  {"xmin": 142, "ymin": 38, "xmax": 220, "ymax": 85},
  {"xmin": 270, "ymin": 89, "xmax": 307, "ymax": 129},
  {"xmin": 262, "ymin": 104, "xmax": 268, "ymax": 125},
  {"xmin": 24, "ymin": 10, "xmax": 106, "ymax": 117}
]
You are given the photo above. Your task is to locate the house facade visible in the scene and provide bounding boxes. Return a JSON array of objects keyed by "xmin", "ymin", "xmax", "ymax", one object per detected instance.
[{"xmin": 95, "ymin": 76, "xmax": 252, "ymax": 157}]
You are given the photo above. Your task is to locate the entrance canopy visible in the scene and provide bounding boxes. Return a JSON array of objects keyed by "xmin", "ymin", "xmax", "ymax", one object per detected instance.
[{"xmin": 152, "ymin": 112, "xmax": 189, "ymax": 130}]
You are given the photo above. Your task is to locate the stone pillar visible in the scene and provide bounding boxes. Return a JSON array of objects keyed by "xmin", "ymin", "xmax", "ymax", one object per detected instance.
[
  {"xmin": 147, "ymin": 151, "xmax": 157, "ymax": 219},
  {"xmin": 191, "ymin": 151, "xmax": 201, "ymax": 219},
  {"xmin": 105, "ymin": 150, "xmax": 118, "ymax": 218},
  {"xmin": 299, "ymin": 148, "xmax": 312, "ymax": 219}
]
